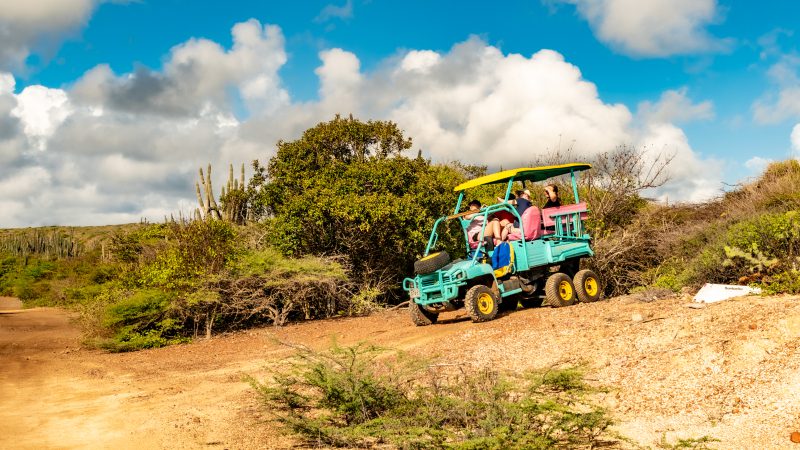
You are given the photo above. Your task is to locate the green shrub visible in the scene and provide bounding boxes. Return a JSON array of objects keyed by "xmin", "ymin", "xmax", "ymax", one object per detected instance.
[
  {"xmin": 250, "ymin": 343, "xmax": 615, "ymax": 449},
  {"xmin": 759, "ymin": 270, "xmax": 800, "ymax": 295},
  {"xmin": 251, "ymin": 115, "xmax": 468, "ymax": 298},
  {"xmin": 639, "ymin": 211, "xmax": 800, "ymax": 292},
  {"xmin": 99, "ymin": 289, "xmax": 187, "ymax": 352}
]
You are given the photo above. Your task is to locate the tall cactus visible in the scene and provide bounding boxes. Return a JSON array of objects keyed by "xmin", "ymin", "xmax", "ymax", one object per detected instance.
[
  {"xmin": 196, "ymin": 164, "xmax": 222, "ymax": 220},
  {"xmin": 220, "ymin": 163, "xmax": 248, "ymax": 224},
  {"xmin": 0, "ymin": 228, "xmax": 82, "ymax": 259},
  {"xmin": 194, "ymin": 163, "xmax": 249, "ymax": 224}
]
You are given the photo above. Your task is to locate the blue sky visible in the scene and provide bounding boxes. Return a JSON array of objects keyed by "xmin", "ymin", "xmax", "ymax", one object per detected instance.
[{"xmin": 1, "ymin": 0, "xmax": 800, "ymax": 226}]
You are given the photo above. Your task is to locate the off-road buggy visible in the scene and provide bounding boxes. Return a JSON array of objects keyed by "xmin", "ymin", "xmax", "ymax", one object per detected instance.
[{"xmin": 402, "ymin": 163, "xmax": 602, "ymax": 325}]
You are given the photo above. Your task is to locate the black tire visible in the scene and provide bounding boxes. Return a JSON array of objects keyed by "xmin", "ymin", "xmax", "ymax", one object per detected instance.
[
  {"xmin": 520, "ymin": 280, "xmax": 544, "ymax": 308},
  {"xmin": 574, "ymin": 269, "xmax": 602, "ymax": 303},
  {"xmin": 464, "ymin": 285, "xmax": 499, "ymax": 322},
  {"xmin": 499, "ymin": 297, "xmax": 518, "ymax": 312},
  {"xmin": 544, "ymin": 273, "xmax": 576, "ymax": 307},
  {"xmin": 519, "ymin": 295, "xmax": 544, "ymax": 308},
  {"xmin": 409, "ymin": 301, "xmax": 438, "ymax": 326},
  {"xmin": 414, "ymin": 251, "xmax": 450, "ymax": 275}
]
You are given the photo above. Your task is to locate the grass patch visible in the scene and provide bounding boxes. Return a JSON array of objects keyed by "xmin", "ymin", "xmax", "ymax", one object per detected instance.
[{"xmin": 249, "ymin": 343, "xmax": 616, "ymax": 449}]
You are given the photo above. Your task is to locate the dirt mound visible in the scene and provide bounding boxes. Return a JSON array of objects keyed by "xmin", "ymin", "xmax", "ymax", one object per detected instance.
[{"xmin": 2, "ymin": 294, "xmax": 800, "ymax": 449}]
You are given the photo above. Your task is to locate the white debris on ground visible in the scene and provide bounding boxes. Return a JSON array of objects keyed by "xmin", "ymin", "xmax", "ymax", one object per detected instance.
[{"xmin": 693, "ymin": 283, "xmax": 762, "ymax": 304}]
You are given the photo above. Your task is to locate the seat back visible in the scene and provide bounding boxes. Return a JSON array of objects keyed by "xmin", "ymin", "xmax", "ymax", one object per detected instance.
[
  {"xmin": 542, "ymin": 202, "xmax": 588, "ymax": 237},
  {"xmin": 507, "ymin": 206, "xmax": 542, "ymax": 241}
]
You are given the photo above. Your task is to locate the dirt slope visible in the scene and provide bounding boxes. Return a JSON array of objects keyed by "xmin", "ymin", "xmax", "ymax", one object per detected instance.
[{"xmin": 2, "ymin": 294, "xmax": 800, "ymax": 449}]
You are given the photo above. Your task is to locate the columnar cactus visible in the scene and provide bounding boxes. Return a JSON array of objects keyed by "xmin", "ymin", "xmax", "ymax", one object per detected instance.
[
  {"xmin": 220, "ymin": 163, "xmax": 248, "ymax": 224},
  {"xmin": 196, "ymin": 164, "xmax": 222, "ymax": 220}
]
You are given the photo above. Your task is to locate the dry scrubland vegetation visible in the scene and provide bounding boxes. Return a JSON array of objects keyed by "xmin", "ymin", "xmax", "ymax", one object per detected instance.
[{"xmin": 2, "ymin": 115, "xmax": 800, "ymax": 447}]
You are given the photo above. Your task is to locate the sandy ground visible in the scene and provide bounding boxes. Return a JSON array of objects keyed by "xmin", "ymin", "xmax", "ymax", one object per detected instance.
[{"xmin": 2, "ymin": 293, "xmax": 800, "ymax": 449}]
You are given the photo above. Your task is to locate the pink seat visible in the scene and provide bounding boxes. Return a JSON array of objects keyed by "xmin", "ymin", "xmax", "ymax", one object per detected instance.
[
  {"xmin": 542, "ymin": 202, "xmax": 588, "ymax": 235},
  {"xmin": 507, "ymin": 206, "xmax": 542, "ymax": 241}
]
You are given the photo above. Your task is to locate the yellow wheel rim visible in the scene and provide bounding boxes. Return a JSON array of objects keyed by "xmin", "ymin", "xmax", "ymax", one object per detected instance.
[
  {"xmin": 477, "ymin": 292, "xmax": 494, "ymax": 315},
  {"xmin": 584, "ymin": 277, "xmax": 598, "ymax": 296},
  {"xmin": 558, "ymin": 280, "xmax": 573, "ymax": 300}
]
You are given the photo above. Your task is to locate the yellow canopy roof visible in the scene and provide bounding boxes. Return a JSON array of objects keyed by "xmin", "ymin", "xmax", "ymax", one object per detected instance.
[{"xmin": 453, "ymin": 163, "xmax": 592, "ymax": 192}]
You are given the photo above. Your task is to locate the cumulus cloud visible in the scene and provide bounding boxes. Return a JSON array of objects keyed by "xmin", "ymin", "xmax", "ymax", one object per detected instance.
[
  {"xmin": 12, "ymin": 85, "xmax": 73, "ymax": 149},
  {"xmin": 752, "ymin": 53, "xmax": 800, "ymax": 124},
  {"xmin": 71, "ymin": 19, "xmax": 289, "ymax": 117},
  {"xmin": 745, "ymin": 156, "xmax": 774, "ymax": 173},
  {"xmin": 633, "ymin": 89, "xmax": 720, "ymax": 201},
  {"xmin": 555, "ymin": 0, "xmax": 730, "ymax": 57},
  {"xmin": 0, "ymin": 0, "xmax": 100, "ymax": 71},
  {"xmin": 0, "ymin": 22, "xmax": 721, "ymax": 227},
  {"xmin": 638, "ymin": 88, "xmax": 714, "ymax": 124},
  {"xmin": 792, "ymin": 124, "xmax": 800, "ymax": 157}
]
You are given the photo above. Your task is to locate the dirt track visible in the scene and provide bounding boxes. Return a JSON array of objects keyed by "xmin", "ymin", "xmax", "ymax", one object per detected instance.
[{"xmin": 3, "ymin": 294, "xmax": 800, "ymax": 449}]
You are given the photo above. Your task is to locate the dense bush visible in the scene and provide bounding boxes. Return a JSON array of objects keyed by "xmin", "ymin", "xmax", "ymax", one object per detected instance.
[
  {"xmin": 606, "ymin": 160, "xmax": 800, "ymax": 295},
  {"xmin": 1, "ymin": 220, "xmax": 366, "ymax": 351},
  {"xmin": 647, "ymin": 211, "xmax": 800, "ymax": 292},
  {"xmin": 250, "ymin": 343, "xmax": 616, "ymax": 449},
  {"xmin": 249, "ymin": 115, "xmax": 470, "ymax": 297}
]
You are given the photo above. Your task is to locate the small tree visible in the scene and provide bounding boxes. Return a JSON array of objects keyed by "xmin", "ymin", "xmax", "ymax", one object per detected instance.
[{"xmin": 249, "ymin": 115, "xmax": 467, "ymax": 297}]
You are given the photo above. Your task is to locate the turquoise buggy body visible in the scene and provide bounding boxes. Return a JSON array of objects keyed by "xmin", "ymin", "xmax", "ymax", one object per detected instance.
[{"xmin": 402, "ymin": 163, "xmax": 602, "ymax": 325}]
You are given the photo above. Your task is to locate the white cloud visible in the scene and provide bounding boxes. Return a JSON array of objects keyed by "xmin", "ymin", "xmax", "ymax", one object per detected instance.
[
  {"xmin": 634, "ymin": 122, "xmax": 720, "ymax": 202},
  {"xmin": 0, "ymin": 0, "xmax": 99, "ymax": 71},
  {"xmin": 0, "ymin": 73, "xmax": 15, "ymax": 94},
  {"xmin": 792, "ymin": 124, "xmax": 800, "ymax": 157},
  {"xmin": 315, "ymin": 0, "xmax": 353, "ymax": 23},
  {"xmin": 753, "ymin": 53, "xmax": 800, "ymax": 124},
  {"xmin": 0, "ymin": 22, "xmax": 722, "ymax": 227},
  {"xmin": 71, "ymin": 19, "xmax": 289, "ymax": 117},
  {"xmin": 557, "ymin": 0, "xmax": 730, "ymax": 57},
  {"xmin": 12, "ymin": 85, "xmax": 73, "ymax": 148},
  {"xmin": 638, "ymin": 88, "xmax": 713, "ymax": 124},
  {"xmin": 633, "ymin": 88, "xmax": 720, "ymax": 201},
  {"xmin": 745, "ymin": 156, "xmax": 774, "ymax": 173},
  {"xmin": 400, "ymin": 50, "xmax": 441, "ymax": 74}
]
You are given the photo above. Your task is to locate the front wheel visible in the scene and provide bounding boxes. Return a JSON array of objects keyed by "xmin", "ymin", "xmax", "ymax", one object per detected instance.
[
  {"xmin": 409, "ymin": 301, "xmax": 439, "ymax": 326},
  {"xmin": 464, "ymin": 285, "xmax": 499, "ymax": 322},
  {"xmin": 574, "ymin": 269, "xmax": 602, "ymax": 303},
  {"xmin": 544, "ymin": 273, "xmax": 576, "ymax": 307}
]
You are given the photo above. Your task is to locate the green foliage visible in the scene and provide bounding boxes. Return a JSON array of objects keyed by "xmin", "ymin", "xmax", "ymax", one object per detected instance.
[
  {"xmin": 100, "ymin": 289, "xmax": 187, "ymax": 352},
  {"xmin": 234, "ymin": 247, "xmax": 347, "ymax": 280},
  {"xmin": 635, "ymin": 210, "xmax": 800, "ymax": 293},
  {"xmin": 250, "ymin": 343, "xmax": 616, "ymax": 449},
  {"xmin": 0, "ymin": 227, "xmax": 83, "ymax": 258},
  {"xmin": 133, "ymin": 220, "xmax": 238, "ymax": 290},
  {"xmin": 657, "ymin": 434, "xmax": 719, "ymax": 449},
  {"xmin": 760, "ymin": 270, "xmax": 800, "ymax": 295},
  {"xmin": 251, "ymin": 115, "xmax": 468, "ymax": 296}
]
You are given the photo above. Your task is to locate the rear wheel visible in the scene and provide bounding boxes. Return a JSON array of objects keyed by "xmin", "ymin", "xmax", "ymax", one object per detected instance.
[
  {"xmin": 464, "ymin": 285, "xmax": 499, "ymax": 322},
  {"xmin": 574, "ymin": 269, "xmax": 602, "ymax": 303},
  {"xmin": 409, "ymin": 301, "xmax": 439, "ymax": 326},
  {"xmin": 544, "ymin": 273, "xmax": 576, "ymax": 307}
]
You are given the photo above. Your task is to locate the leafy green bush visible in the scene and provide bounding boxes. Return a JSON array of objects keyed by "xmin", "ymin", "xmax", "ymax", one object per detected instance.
[
  {"xmin": 99, "ymin": 289, "xmax": 187, "ymax": 352},
  {"xmin": 760, "ymin": 271, "xmax": 800, "ymax": 295},
  {"xmin": 250, "ymin": 343, "xmax": 616, "ymax": 449},
  {"xmin": 249, "ymin": 115, "xmax": 469, "ymax": 298}
]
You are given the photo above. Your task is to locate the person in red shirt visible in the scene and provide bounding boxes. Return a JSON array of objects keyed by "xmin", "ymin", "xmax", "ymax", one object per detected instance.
[{"xmin": 490, "ymin": 194, "xmax": 517, "ymax": 241}]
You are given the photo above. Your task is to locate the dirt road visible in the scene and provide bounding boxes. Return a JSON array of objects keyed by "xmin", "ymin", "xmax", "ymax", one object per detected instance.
[{"xmin": 3, "ymin": 294, "xmax": 800, "ymax": 449}]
